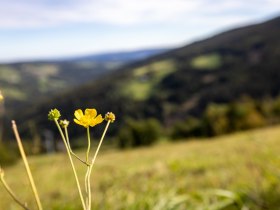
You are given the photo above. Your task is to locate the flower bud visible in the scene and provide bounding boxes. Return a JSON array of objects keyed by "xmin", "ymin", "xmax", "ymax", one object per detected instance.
[
  {"xmin": 105, "ymin": 112, "xmax": 115, "ymax": 123},
  {"xmin": 60, "ymin": 119, "xmax": 69, "ymax": 128},
  {"xmin": 48, "ymin": 109, "xmax": 61, "ymax": 121}
]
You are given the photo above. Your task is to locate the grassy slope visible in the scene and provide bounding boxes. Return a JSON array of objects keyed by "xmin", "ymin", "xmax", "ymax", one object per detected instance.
[{"xmin": 1, "ymin": 125, "xmax": 280, "ymax": 209}]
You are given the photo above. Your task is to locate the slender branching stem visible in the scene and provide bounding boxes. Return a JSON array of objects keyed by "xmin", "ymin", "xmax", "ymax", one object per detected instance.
[
  {"xmin": 85, "ymin": 167, "xmax": 89, "ymax": 194},
  {"xmin": 87, "ymin": 121, "xmax": 111, "ymax": 210},
  {"xmin": 71, "ymin": 152, "xmax": 90, "ymax": 166},
  {"xmin": 54, "ymin": 119, "xmax": 86, "ymax": 210},
  {"xmin": 0, "ymin": 172, "xmax": 30, "ymax": 210},
  {"xmin": 89, "ymin": 121, "xmax": 111, "ymax": 169},
  {"xmin": 64, "ymin": 126, "xmax": 72, "ymax": 151},
  {"xmin": 87, "ymin": 168, "xmax": 91, "ymax": 210},
  {"xmin": 85, "ymin": 127, "xmax": 92, "ymax": 209},
  {"xmin": 85, "ymin": 166, "xmax": 90, "ymax": 209},
  {"xmin": 86, "ymin": 127, "xmax": 91, "ymax": 163},
  {"xmin": 64, "ymin": 127, "xmax": 89, "ymax": 166},
  {"xmin": 12, "ymin": 120, "xmax": 43, "ymax": 210}
]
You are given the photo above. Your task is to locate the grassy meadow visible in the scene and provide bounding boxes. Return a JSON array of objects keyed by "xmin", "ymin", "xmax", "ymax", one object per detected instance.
[{"xmin": 1, "ymin": 125, "xmax": 280, "ymax": 210}]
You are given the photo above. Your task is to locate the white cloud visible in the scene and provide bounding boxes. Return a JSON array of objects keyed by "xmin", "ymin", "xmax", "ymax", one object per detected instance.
[
  {"xmin": 0, "ymin": 0, "xmax": 200, "ymax": 28},
  {"xmin": 0, "ymin": 0, "xmax": 279, "ymax": 29},
  {"xmin": 0, "ymin": 0, "xmax": 279, "ymax": 62},
  {"xmin": 86, "ymin": 0, "xmax": 201, "ymax": 24}
]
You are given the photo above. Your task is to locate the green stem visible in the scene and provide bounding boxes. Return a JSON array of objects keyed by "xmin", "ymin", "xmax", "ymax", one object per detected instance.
[
  {"xmin": 90, "ymin": 121, "xmax": 110, "ymax": 168},
  {"xmin": 0, "ymin": 173, "xmax": 30, "ymax": 210},
  {"xmin": 64, "ymin": 126, "xmax": 71, "ymax": 150},
  {"xmin": 87, "ymin": 168, "xmax": 91, "ymax": 210},
  {"xmin": 54, "ymin": 120, "xmax": 86, "ymax": 210},
  {"xmin": 0, "ymin": 101, "xmax": 4, "ymax": 143},
  {"xmin": 85, "ymin": 166, "xmax": 90, "ymax": 209},
  {"xmin": 71, "ymin": 152, "xmax": 90, "ymax": 166},
  {"xmin": 12, "ymin": 121, "xmax": 43, "ymax": 210},
  {"xmin": 85, "ymin": 127, "xmax": 91, "ymax": 209},
  {"xmin": 64, "ymin": 127, "xmax": 89, "ymax": 166},
  {"xmin": 87, "ymin": 121, "xmax": 111, "ymax": 210},
  {"xmin": 86, "ymin": 127, "xmax": 91, "ymax": 163}
]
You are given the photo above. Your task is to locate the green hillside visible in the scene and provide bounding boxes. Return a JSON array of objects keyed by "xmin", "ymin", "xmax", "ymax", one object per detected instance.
[
  {"xmin": 0, "ymin": 60, "xmax": 125, "ymax": 114},
  {"xmin": 12, "ymin": 16, "xmax": 280, "ymax": 139},
  {"xmin": 0, "ymin": 49, "xmax": 168, "ymax": 114},
  {"xmin": 0, "ymin": 125, "xmax": 279, "ymax": 209}
]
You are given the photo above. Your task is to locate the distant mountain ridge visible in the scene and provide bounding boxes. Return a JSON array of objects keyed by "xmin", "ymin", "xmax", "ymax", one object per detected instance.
[
  {"xmin": 0, "ymin": 47, "xmax": 170, "ymax": 114},
  {"xmin": 67, "ymin": 48, "xmax": 170, "ymax": 62},
  {"xmin": 1, "ymin": 48, "xmax": 170, "ymax": 64}
]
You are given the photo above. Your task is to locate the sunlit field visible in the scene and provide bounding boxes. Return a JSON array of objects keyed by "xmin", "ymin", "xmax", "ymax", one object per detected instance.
[{"xmin": 1, "ymin": 125, "xmax": 280, "ymax": 210}]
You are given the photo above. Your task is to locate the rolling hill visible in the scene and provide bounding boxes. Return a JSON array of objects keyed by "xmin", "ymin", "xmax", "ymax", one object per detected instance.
[
  {"xmin": 7, "ymin": 15, "xmax": 280, "ymax": 137},
  {"xmin": 0, "ymin": 48, "xmax": 168, "ymax": 114}
]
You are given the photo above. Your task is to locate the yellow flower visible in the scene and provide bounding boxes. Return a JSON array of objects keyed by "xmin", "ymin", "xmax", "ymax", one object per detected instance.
[{"xmin": 74, "ymin": 109, "xmax": 103, "ymax": 128}]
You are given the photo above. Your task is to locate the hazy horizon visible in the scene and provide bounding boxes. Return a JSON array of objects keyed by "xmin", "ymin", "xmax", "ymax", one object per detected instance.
[{"xmin": 0, "ymin": 0, "xmax": 279, "ymax": 63}]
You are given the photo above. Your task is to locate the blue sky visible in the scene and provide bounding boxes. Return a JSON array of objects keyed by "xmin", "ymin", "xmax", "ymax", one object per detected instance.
[{"xmin": 0, "ymin": 0, "xmax": 279, "ymax": 62}]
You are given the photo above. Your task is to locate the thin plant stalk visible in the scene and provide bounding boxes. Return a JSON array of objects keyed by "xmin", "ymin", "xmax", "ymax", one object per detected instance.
[
  {"xmin": 86, "ymin": 167, "xmax": 91, "ymax": 210},
  {"xmin": 64, "ymin": 127, "xmax": 89, "ymax": 166},
  {"xmin": 54, "ymin": 120, "xmax": 86, "ymax": 210},
  {"xmin": 85, "ymin": 167, "xmax": 90, "ymax": 209},
  {"xmin": 89, "ymin": 121, "xmax": 111, "ymax": 171},
  {"xmin": 0, "ymin": 99, "xmax": 4, "ymax": 143},
  {"xmin": 86, "ymin": 127, "xmax": 91, "ymax": 163},
  {"xmin": 11, "ymin": 120, "xmax": 43, "ymax": 210},
  {"xmin": 87, "ymin": 121, "xmax": 111, "ymax": 210},
  {"xmin": 85, "ymin": 127, "xmax": 91, "ymax": 209},
  {"xmin": 0, "ymin": 172, "xmax": 30, "ymax": 210}
]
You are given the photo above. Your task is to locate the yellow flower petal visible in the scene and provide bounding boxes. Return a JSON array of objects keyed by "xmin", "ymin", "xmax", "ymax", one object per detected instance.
[
  {"xmin": 74, "ymin": 109, "xmax": 83, "ymax": 120},
  {"xmin": 85, "ymin": 109, "xmax": 97, "ymax": 118},
  {"xmin": 95, "ymin": 114, "xmax": 104, "ymax": 124},
  {"xmin": 74, "ymin": 118, "xmax": 82, "ymax": 125},
  {"xmin": 74, "ymin": 118, "xmax": 88, "ymax": 128},
  {"xmin": 90, "ymin": 114, "xmax": 104, "ymax": 127}
]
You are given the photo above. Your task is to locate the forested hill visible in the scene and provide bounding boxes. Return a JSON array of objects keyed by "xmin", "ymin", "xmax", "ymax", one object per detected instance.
[
  {"xmin": 0, "ymin": 48, "xmax": 168, "ymax": 114},
  {"xmin": 14, "ymin": 15, "xmax": 280, "ymax": 136}
]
